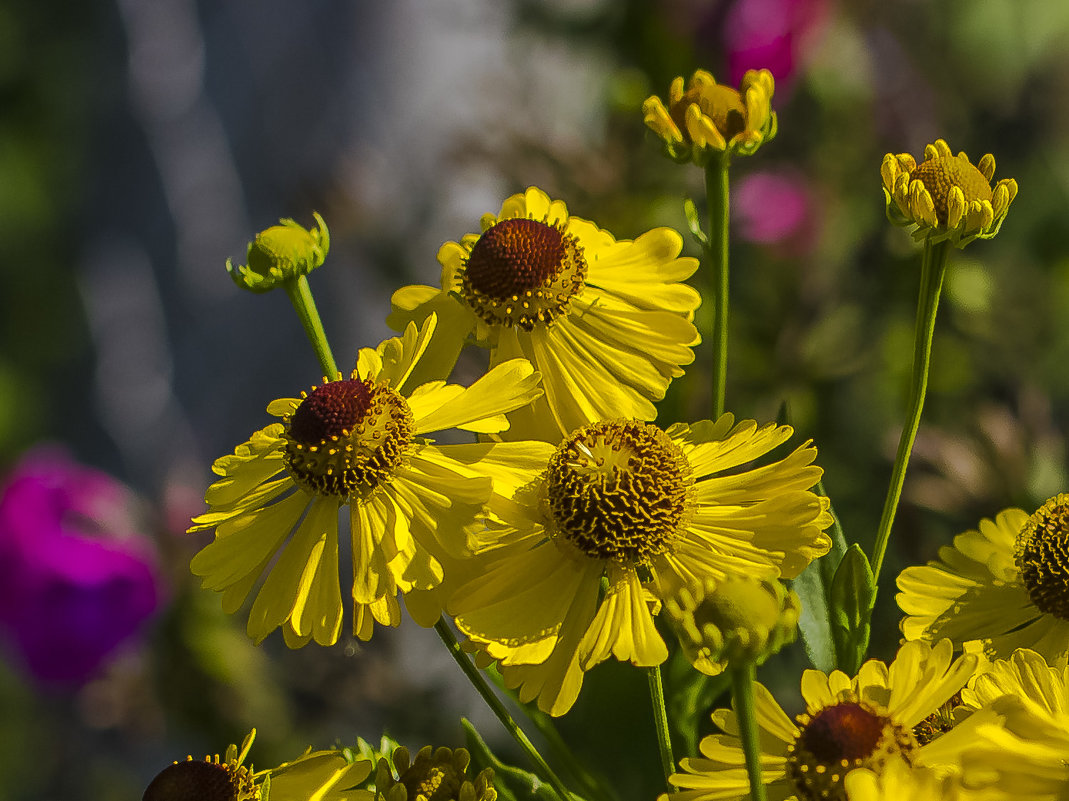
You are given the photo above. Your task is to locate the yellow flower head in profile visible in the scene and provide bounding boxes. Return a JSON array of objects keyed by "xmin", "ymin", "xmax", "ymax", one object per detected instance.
[
  {"xmin": 955, "ymin": 648, "xmax": 1069, "ymax": 799},
  {"xmin": 188, "ymin": 315, "xmax": 542, "ymax": 647},
  {"xmin": 144, "ymin": 731, "xmax": 261, "ymax": 801},
  {"xmin": 389, "ymin": 186, "xmax": 700, "ymax": 443},
  {"xmin": 228, "ymin": 213, "xmax": 330, "ymax": 293},
  {"xmin": 447, "ymin": 414, "xmax": 832, "ymax": 716},
  {"xmin": 642, "ymin": 69, "xmax": 777, "ymax": 165},
  {"xmin": 897, "ymin": 496, "xmax": 1069, "ymax": 667},
  {"xmin": 881, "ymin": 139, "xmax": 1017, "ymax": 247},
  {"xmin": 664, "ymin": 641, "xmax": 978, "ymax": 801}
]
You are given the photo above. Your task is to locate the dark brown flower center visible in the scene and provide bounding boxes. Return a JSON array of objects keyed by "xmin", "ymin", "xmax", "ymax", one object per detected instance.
[
  {"xmin": 910, "ymin": 155, "xmax": 993, "ymax": 225},
  {"xmin": 288, "ymin": 379, "xmax": 372, "ymax": 444},
  {"xmin": 283, "ymin": 376, "xmax": 413, "ymax": 498},
  {"xmin": 544, "ymin": 420, "xmax": 692, "ymax": 562},
  {"xmin": 142, "ymin": 759, "xmax": 256, "ymax": 801},
  {"xmin": 1016, "ymin": 494, "xmax": 1069, "ymax": 620},
  {"xmin": 460, "ymin": 218, "xmax": 586, "ymax": 330},
  {"xmin": 786, "ymin": 700, "xmax": 917, "ymax": 801}
]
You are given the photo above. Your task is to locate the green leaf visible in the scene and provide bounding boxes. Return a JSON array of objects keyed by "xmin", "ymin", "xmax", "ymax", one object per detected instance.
[
  {"xmin": 789, "ymin": 481, "xmax": 848, "ymax": 673},
  {"xmin": 683, "ymin": 198, "xmax": 708, "ymax": 248},
  {"xmin": 829, "ymin": 544, "xmax": 877, "ymax": 674}
]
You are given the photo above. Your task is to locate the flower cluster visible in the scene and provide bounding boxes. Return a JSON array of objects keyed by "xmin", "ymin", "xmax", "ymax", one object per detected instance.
[{"xmin": 167, "ymin": 60, "xmax": 1069, "ymax": 801}]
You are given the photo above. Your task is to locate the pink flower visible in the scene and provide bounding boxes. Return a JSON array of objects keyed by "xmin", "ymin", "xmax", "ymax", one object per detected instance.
[
  {"xmin": 0, "ymin": 447, "xmax": 162, "ymax": 685},
  {"xmin": 733, "ymin": 169, "xmax": 816, "ymax": 252},
  {"xmin": 723, "ymin": 0, "xmax": 830, "ymax": 91}
]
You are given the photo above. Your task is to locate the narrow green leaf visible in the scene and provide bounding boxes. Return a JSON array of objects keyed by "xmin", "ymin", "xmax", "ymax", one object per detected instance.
[{"xmin": 683, "ymin": 198, "xmax": 709, "ymax": 248}]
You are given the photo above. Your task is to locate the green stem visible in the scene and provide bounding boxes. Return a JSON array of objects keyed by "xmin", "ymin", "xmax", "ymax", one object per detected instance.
[
  {"xmin": 433, "ymin": 619, "xmax": 575, "ymax": 801},
  {"xmin": 285, "ymin": 275, "xmax": 338, "ymax": 379},
  {"xmin": 870, "ymin": 238, "xmax": 951, "ymax": 582},
  {"xmin": 646, "ymin": 665, "xmax": 675, "ymax": 788},
  {"xmin": 730, "ymin": 663, "xmax": 766, "ymax": 801},
  {"xmin": 705, "ymin": 155, "xmax": 731, "ymax": 420}
]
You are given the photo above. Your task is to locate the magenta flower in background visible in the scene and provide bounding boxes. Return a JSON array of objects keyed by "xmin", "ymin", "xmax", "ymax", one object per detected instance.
[
  {"xmin": 0, "ymin": 447, "xmax": 162, "ymax": 685},
  {"xmin": 723, "ymin": 0, "xmax": 830, "ymax": 91},
  {"xmin": 733, "ymin": 169, "xmax": 816, "ymax": 252}
]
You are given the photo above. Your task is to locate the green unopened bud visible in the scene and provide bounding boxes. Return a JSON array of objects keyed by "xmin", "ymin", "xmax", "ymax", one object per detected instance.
[
  {"xmin": 665, "ymin": 575, "xmax": 800, "ymax": 673},
  {"xmin": 227, "ymin": 212, "xmax": 330, "ymax": 293}
]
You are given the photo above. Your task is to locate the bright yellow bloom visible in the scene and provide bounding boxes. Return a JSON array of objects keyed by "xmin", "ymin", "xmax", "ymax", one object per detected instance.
[
  {"xmin": 664, "ymin": 641, "xmax": 978, "ymax": 801},
  {"xmin": 943, "ymin": 648, "xmax": 1069, "ymax": 800},
  {"xmin": 188, "ymin": 315, "xmax": 542, "ymax": 647},
  {"xmin": 372, "ymin": 745, "xmax": 495, "ymax": 801},
  {"xmin": 844, "ymin": 760, "xmax": 999, "ymax": 801},
  {"xmin": 642, "ymin": 69, "xmax": 777, "ymax": 165},
  {"xmin": 881, "ymin": 139, "xmax": 1017, "ymax": 247},
  {"xmin": 447, "ymin": 415, "xmax": 832, "ymax": 716},
  {"xmin": 389, "ymin": 186, "xmax": 700, "ymax": 442},
  {"xmin": 896, "ymin": 498, "xmax": 1069, "ymax": 667}
]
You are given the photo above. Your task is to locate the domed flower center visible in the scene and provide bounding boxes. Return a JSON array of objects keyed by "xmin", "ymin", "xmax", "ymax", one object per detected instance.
[
  {"xmin": 673, "ymin": 84, "xmax": 747, "ymax": 142},
  {"xmin": 143, "ymin": 759, "xmax": 257, "ymax": 801},
  {"xmin": 786, "ymin": 700, "xmax": 917, "ymax": 801},
  {"xmin": 910, "ymin": 155, "xmax": 993, "ymax": 225},
  {"xmin": 544, "ymin": 420, "xmax": 692, "ymax": 562},
  {"xmin": 1015, "ymin": 494, "xmax": 1069, "ymax": 620},
  {"xmin": 460, "ymin": 218, "xmax": 587, "ymax": 330},
  {"xmin": 283, "ymin": 376, "xmax": 413, "ymax": 498},
  {"xmin": 401, "ymin": 762, "xmax": 462, "ymax": 801}
]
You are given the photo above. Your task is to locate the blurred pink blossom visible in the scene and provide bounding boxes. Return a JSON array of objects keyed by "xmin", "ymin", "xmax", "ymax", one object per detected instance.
[
  {"xmin": 733, "ymin": 169, "xmax": 816, "ymax": 252},
  {"xmin": 723, "ymin": 0, "xmax": 830, "ymax": 91},
  {"xmin": 0, "ymin": 447, "xmax": 163, "ymax": 685}
]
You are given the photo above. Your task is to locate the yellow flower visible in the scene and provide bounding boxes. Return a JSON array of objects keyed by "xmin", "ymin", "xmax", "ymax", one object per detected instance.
[
  {"xmin": 955, "ymin": 648, "xmax": 1069, "ymax": 800},
  {"xmin": 642, "ymin": 69, "xmax": 777, "ymax": 165},
  {"xmin": 881, "ymin": 139, "xmax": 1017, "ymax": 247},
  {"xmin": 447, "ymin": 415, "xmax": 832, "ymax": 715},
  {"xmin": 372, "ymin": 745, "xmax": 495, "ymax": 801},
  {"xmin": 188, "ymin": 315, "xmax": 542, "ymax": 647},
  {"xmin": 843, "ymin": 760, "xmax": 992, "ymax": 801},
  {"xmin": 664, "ymin": 640, "xmax": 978, "ymax": 801},
  {"xmin": 896, "ymin": 497, "xmax": 1069, "ymax": 667},
  {"xmin": 388, "ymin": 186, "xmax": 700, "ymax": 443},
  {"xmin": 228, "ymin": 213, "xmax": 330, "ymax": 293},
  {"xmin": 143, "ymin": 730, "xmax": 375, "ymax": 801}
]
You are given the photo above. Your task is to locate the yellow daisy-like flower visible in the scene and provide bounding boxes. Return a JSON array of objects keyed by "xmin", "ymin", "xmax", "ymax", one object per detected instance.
[
  {"xmin": 188, "ymin": 315, "xmax": 542, "ymax": 647},
  {"xmin": 664, "ymin": 640, "xmax": 978, "ymax": 801},
  {"xmin": 447, "ymin": 415, "xmax": 832, "ymax": 716},
  {"xmin": 372, "ymin": 745, "xmax": 495, "ymax": 801},
  {"xmin": 881, "ymin": 139, "xmax": 1017, "ymax": 248},
  {"xmin": 388, "ymin": 186, "xmax": 700, "ymax": 443},
  {"xmin": 843, "ymin": 760, "xmax": 995, "ymax": 801},
  {"xmin": 896, "ymin": 497, "xmax": 1069, "ymax": 667},
  {"xmin": 955, "ymin": 648, "xmax": 1069, "ymax": 800},
  {"xmin": 642, "ymin": 69, "xmax": 777, "ymax": 165}
]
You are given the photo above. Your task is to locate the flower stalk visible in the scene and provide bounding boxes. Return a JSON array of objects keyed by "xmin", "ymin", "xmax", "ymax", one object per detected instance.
[
  {"xmin": 284, "ymin": 274, "xmax": 338, "ymax": 378},
  {"xmin": 433, "ymin": 618, "xmax": 576, "ymax": 801},
  {"xmin": 647, "ymin": 665, "xmax": 676, "ymax": 787},
  {"xmin": 870, "ymin": 237, "xmax": 951, "ymax": 582},
  {"xmin": 730, "ymin": 662, "xmax": 766, "ymax": 801},
  {"xmin": 705, "ymin": 154, "xmax": 731, "ymax": 419}
]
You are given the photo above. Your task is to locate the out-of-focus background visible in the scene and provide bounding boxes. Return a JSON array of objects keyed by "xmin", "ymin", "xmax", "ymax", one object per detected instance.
[{"xmin": 2, "ymin": 0, "xmax": 1068, "ymax": 798}]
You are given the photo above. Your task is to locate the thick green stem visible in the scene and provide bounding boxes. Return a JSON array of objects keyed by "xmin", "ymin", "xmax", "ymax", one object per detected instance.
[
  {"xmin": 646, "ymin": 665, "xmax": 675, "ymax": 788},
  {"xmin": 705, "ymin": 155, "xmax": 731, "ymax": 420},
  {"xmin": 433, "ymin": 619, "xmax": 574, "ymax": 801},
  {"xmin": 285, "ymin": 275, "xmax": 338, "ymax": 379},
  {"xmin": 870, "ymin": 238, "xmax": 951, "ymax": 582},
  {"xmin": 730, "ymin": 663, "xmax": 767, "ymax": 801}
]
